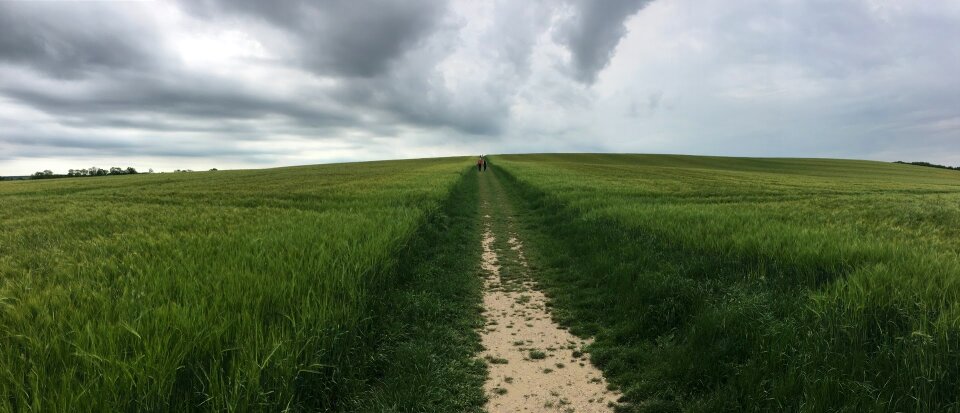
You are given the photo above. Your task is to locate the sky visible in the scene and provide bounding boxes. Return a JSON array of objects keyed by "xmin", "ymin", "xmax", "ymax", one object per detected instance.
[{"xmin": 1, "ymin": 0, "xmax": 959, "ymax": 175}]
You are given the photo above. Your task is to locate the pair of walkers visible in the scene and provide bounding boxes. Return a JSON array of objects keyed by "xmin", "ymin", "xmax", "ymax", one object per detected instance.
[{"xmin": 477, "ymin": 155, "xmax": 488, "ymax": 172}]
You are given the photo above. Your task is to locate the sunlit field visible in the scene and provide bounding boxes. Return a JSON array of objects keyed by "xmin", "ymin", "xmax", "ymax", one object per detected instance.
[{"xmin": 494, "ymin": 154, "xmax": 960, "ymax": 411}]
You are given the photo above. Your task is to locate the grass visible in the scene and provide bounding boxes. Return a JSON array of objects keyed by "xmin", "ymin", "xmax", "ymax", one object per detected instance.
[
  {"xmin": 492, "ymin": 154, "xmax": 960, "ymax": 412},
  {"xmin": 485, "ymin": 356, "xmax": 510, "ymax": 365},
  {"xmin": 346, "ymin": 168, "xmax": 487, "ymax": 412},
  {"xmin": 6, "ymin": 152, "xmax": 960, "ymax": 411},
  {"xmin": 0, "ymin": 157, "xmax": 485, "ymax": 412}
]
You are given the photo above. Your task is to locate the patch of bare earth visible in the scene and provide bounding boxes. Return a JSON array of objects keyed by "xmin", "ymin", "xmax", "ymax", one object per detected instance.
[{"xmin": 478, "ymin": 223, "xmax": 621, "ymax": 412}]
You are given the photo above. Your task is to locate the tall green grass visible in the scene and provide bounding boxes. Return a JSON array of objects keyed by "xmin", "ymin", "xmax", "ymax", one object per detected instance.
[
  {"xmin": 0, "ymin": 158, "xmax": 480, "ymax": 411},
  {"xmin": 493, "ymin": 154, "xmax": 960, "ymax": 412}
]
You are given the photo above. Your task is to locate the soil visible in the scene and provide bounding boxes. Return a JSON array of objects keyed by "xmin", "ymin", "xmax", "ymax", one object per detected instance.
[{"xmin": 476, "ymin": 175, "xmax": 621, "ymax": 412}]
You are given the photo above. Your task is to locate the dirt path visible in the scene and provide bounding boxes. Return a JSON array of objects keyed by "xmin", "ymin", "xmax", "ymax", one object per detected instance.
[{"xmin": 476, "ymin": 170, "xmax": 620, "ymax": 412}]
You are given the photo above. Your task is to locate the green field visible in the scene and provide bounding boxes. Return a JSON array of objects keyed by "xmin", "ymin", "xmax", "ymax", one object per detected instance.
[
  {"xmin": 0, "ymin": 158, "xmax": 486, "ymax": 412},
  {"xmin": 2, "ymin": 154, "xmax": 960, "ymax": 412},
  {"xmin": 493, "ymin": 154, "xmax": 960, "ymax": 412}
]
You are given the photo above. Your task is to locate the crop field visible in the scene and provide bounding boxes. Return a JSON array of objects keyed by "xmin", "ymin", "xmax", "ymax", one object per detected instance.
[
  {"xmin": 0, "ymin": 158, "xmax": 486, "ymax": 412},
  {"xmin": 3, "ymin": 153, "xmax": 960, "ymax": 412},
  {"xmin": 493, "ymin": 154, "xmax": 960, "ymax": 412}
]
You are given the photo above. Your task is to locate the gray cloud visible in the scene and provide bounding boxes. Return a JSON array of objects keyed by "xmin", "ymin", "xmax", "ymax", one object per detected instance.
[
  {"xmin": 176, "ymin": 0, "xmax": 513, "ymax": 136},
  {"xmin": 1, "ymin": 129, "xmax": 287, "ymax": 160},
  {"xmin": 0, "ymin": 2, "xmax": 163, "ymax": 79},
  {"xmin": 0, "ymin": 0, "xmax": 509, "ymax": 145},
  {"xmin": 333, "ymin": 69, "xmax": 510, "ymax": 136},
  {"xmin": 0, "ymin": 70, "xmax": 356, "ymax": 127},
  {"xmin": 708, "ymin": 1, "xmax": 960, "ymax": 80},
  {"xmin": 178, "ymin": 0, "xmax": 448, "ymax": 77},
  {"xmin": 557, "ymin": 0, "xmax": 652, "ymax": 84}
]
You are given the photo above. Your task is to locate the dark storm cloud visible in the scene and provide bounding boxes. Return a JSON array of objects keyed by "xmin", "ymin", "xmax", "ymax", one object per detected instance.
[
  {"xmin": 2, "ymin": 129, "xmax": 293, "ymax": 160},
  {"xmin": 6, "ymin": 134, "xmax": 137, "ymax": 151},
  {"xmin": 0, "ymin": 2, "xmax": 161, "ymax": 79},
  {"xmin": 178, "ymin": 0, "xmax": 448, "ymax": 77},
  {"xmin": 0, "ymin": 71, "xmax": 357, "ymax": 128},
  {"xmin": 558, "ymin": 0, "xmax": 652, "ymax": 84},
  {"xmin": 0, "ymin": 64, "xmax": 503, "ymax": 138}
]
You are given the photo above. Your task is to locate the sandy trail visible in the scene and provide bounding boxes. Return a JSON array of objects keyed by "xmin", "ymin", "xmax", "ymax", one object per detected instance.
[{"xmin": 478, "ymin": 214, "xmax": 620, "ymax": 412}]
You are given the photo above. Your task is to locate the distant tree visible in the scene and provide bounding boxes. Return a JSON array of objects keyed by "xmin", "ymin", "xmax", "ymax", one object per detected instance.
[
  {"xmin": 894, "ymin": 161, "xmax": 960, "ymax": 171},
  {"xmin": 23, "ymin": 166, "xmax": 146, "ymax": 179},
  {"xmin": 148, "ymin": 168, "xmax": 154, "ymax": 173},
  {"xmin": 209, "ymin": 168, "xmax": 218, "ymax": 171}
]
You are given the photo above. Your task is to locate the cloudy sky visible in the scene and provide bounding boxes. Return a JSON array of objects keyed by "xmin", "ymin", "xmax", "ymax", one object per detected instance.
[{"xmin": 1, "ymin": 0, "xmax": 959, "ymax": 175}]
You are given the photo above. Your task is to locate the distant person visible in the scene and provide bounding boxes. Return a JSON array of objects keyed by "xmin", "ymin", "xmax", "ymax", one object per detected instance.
[
  {"xmin": 477, "ymin": 156, "xmax": 483, "ymax": 172},
  {"xmin": 483, "ymin": 157, "xmax": 487, "ymax": 171}
]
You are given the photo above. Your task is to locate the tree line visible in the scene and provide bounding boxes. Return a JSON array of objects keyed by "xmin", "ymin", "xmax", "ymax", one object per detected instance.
[
  {"xmin": 894, "ymin": 161, "xmax": 960, "ymax": 171},
  {"xmin": 23, "ymin": 167, "xmax": 217, "ymax": 180},
  {"xmin": 31, "ymin": 166, "xmax": 147, "ymax": 179}
]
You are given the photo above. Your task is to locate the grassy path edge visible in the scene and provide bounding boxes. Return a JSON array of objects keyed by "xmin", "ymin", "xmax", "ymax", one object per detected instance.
[
  {"xmin": 489, "ymin": 161, "xmax": 749, "ymax": 412},
  {"xmin": 345, "ymin": 167, "xmax": 488, "ymax": 412}
]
